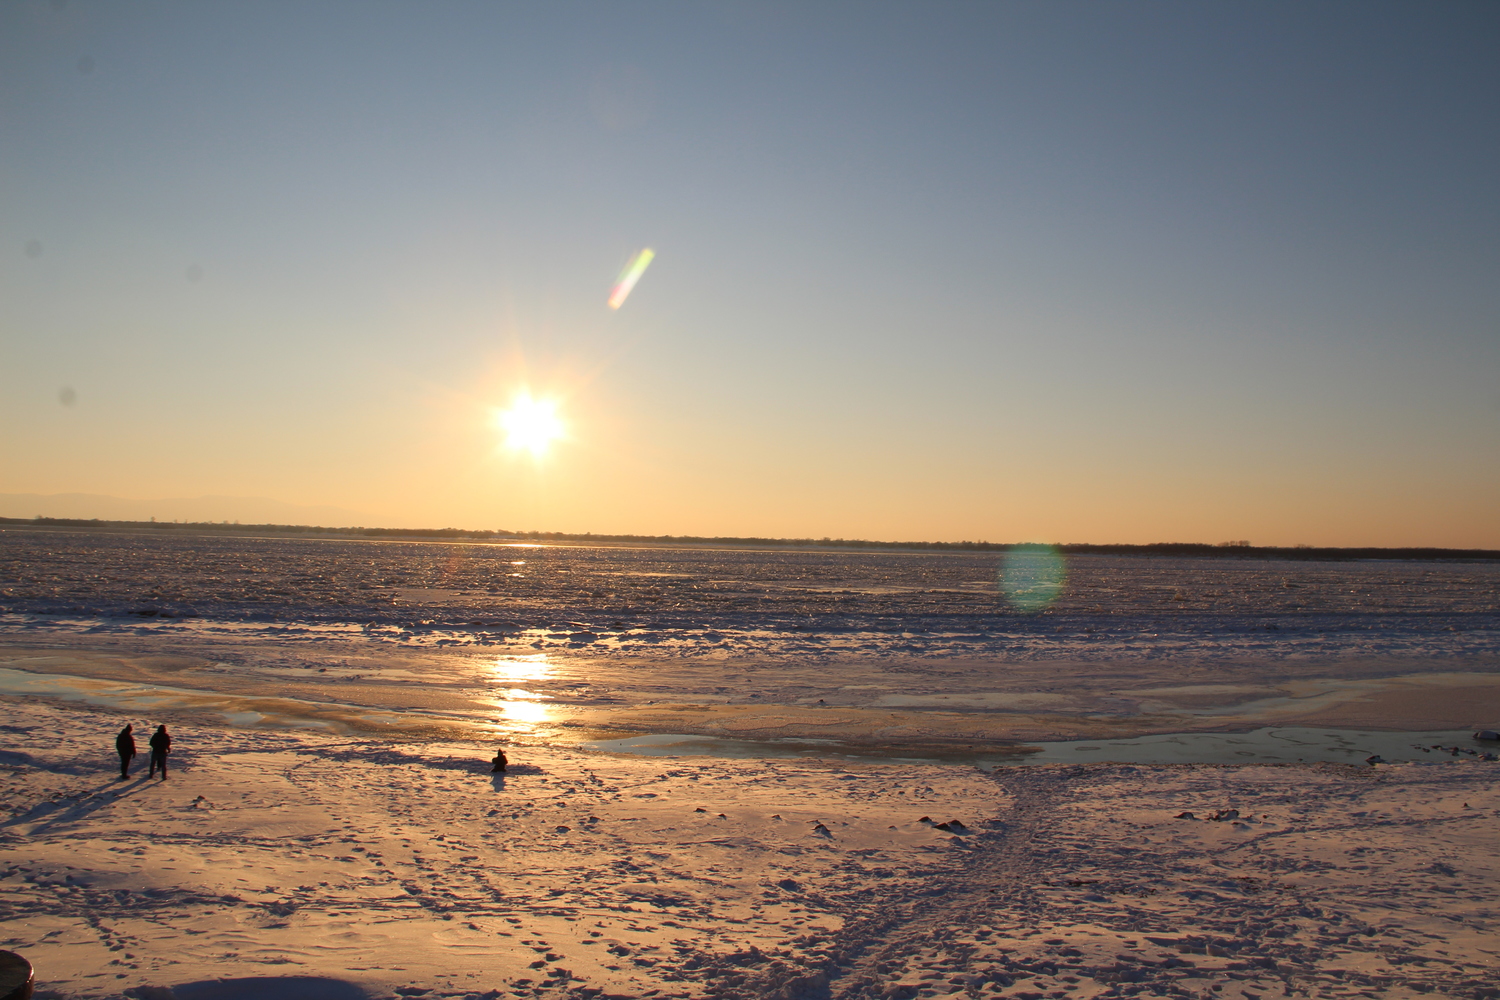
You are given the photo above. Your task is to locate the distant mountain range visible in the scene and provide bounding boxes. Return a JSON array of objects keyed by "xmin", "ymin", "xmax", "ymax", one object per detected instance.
[{"xmin": 0, "ymin": 493, "xmax": 368, "ymax": 528}]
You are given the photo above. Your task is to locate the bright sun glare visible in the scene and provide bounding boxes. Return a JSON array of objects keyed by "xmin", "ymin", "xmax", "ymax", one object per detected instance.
[{"xmin": 495, "ymin": 393, "xmax": 565, "ymax": 457}]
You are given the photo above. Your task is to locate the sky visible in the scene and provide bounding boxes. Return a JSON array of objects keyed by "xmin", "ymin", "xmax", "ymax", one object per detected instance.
[{"xmin": 2, "ymin": 0, "xmax": 1498, "ymax": 546}]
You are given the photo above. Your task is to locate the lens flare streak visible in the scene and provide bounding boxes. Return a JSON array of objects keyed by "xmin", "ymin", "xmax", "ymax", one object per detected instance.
[{"xmin": 607, "ymin": 248, "xmax": 655, "ymax": 309}]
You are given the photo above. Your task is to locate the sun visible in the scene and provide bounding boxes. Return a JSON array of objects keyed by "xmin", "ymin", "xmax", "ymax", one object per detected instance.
[{"xmin": 494, "ymin": 392, "xmax": 565, "ymax": 457}]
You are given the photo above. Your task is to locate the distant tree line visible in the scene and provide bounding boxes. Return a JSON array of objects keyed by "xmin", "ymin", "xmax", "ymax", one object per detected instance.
[
  {"xmin": 3, "ymin": 516, "xmax": 1497, "ymax": 561},
  {"xmin": 1, "ymin": 516, "xmax": 496, "ymax": 541}
]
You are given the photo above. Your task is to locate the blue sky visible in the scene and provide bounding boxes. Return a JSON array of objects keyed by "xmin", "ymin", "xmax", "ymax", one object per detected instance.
[{"xmin": 3, "ymin": 1, "xmax": 1497, "ymax": 544}]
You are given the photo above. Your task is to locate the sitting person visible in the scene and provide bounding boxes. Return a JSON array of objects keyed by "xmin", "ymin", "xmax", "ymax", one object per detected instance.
[{"xmin": 490, "ymin": 747, "xmax": 508, "ymax": 773}]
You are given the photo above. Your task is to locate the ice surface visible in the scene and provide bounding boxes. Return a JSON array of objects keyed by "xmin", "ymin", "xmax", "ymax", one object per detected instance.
[
  {"xmin": 2, "ymin": 529, "xmax": 1498, "ymax": 747},
  {"xmin": 2, "ymin": 532, "xmax": 1499, "ymax": 996},
  {"xmin": 3, "ymin": 530, "xmax": 1496, "ymax": 661}
]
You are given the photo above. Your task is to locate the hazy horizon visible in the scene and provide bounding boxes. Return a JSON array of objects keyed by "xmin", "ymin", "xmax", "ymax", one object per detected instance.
[
  {"xmin": 5, "ymin": 2, "xmax": 1498, "ymax": 548},
  {"xmin": 4, "ymin": 490, "xmax": 1499, "ymax": 554}
]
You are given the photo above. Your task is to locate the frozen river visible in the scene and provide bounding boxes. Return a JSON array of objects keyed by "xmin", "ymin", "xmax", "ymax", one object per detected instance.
[{"xmin": 1, "ymin": 527, "xmax": 1498, "ymax": 749}]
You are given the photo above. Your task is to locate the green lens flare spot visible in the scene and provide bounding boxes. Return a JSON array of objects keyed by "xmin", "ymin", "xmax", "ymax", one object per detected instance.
[{"xmin": 998, "ymin": 545, "xmax": 1066, "ymax": 611}]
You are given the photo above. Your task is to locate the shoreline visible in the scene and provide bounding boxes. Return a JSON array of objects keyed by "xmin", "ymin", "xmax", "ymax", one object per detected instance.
[{"xmin": 2, "ymin": 645, "xmax": 1498, "ymax": 767}]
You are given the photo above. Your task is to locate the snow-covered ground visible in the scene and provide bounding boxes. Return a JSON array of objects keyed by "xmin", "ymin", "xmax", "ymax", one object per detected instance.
[{"xmin": 2, "ymin": 697, "xmax": 1496, "ymax": 1000}]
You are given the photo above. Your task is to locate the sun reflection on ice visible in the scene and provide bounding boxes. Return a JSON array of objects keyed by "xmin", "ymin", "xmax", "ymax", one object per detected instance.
[
  {"xmin": 488, "ymin": 654, "xmax": 556, "ymax": 730},
  {"xmin": 492, "ymin": 653, "xmax": 553, "ymax": 683},
  {"xmin": 495, "ymin": 697, "xmax": 552, "ymax": 726}
]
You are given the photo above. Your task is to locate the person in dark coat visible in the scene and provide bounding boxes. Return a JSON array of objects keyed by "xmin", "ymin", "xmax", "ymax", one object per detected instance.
[
  {"xmin": 115, "ymin": 724, "xmax": 136, "ymax": 780},
  {"xmin": 490, "ymin": 746, "xmax": 508, "ymax": 773},
  {"xmin": 146, "ymin": 725, "xmax": 171, "ymax": 780}
]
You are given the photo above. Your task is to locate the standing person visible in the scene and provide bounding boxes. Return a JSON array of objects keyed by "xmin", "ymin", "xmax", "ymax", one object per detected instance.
[
  {"xmin": 115, "ymin": 724, "xmax": 136, "ymax": 780},
  {"xmin": 146, "ymin": 725, "xmax": 170, "ymax": 780}
]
